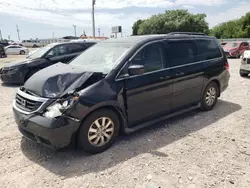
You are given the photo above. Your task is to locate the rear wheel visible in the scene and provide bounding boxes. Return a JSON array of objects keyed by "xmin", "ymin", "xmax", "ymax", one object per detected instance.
[
  {"xmin": 20, "ymin": 50, "xmax": 25, "ymax": 55},
  {"xmin": 240, "ymin": 71, "xmax": 248, "ymax": 77},
  {"xmin": 77, "ymin": 109, "xmax": 120, "ymax": 154},
  {"xmin": 33, "ymin": 44, "xmax": 38, "ymax": 48},
  {"xmin": 200, "ymin": 82, "xmax": 219, "ymax": 111}
]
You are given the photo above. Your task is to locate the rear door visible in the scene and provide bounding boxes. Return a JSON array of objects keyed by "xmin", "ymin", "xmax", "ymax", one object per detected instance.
[
  {"xmin": 120, "ymin": 41, "xmax": 172, "ymax": 126},
  {"xmin": 166, "ymin": 39, "xmax": 204, "ymax": 111}
]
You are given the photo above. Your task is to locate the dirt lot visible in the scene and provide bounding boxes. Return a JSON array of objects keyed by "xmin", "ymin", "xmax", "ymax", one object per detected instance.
[{"xmin": 0, "ymin": 57, "xmax": 249, "ymax": 188}]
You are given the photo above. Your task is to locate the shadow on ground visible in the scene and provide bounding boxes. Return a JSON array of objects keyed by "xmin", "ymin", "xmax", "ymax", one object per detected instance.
[
  {"xmin": 1, "ymin": 82, "xmax": 22, "ymax": 88},
  {"xmin": 20, "ymin": 100, "xmax": 241, "ymax": 179}
]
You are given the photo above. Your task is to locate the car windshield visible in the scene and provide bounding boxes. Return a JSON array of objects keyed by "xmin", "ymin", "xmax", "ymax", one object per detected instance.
[
  {"xmin": 27, "ymin": 44, "xmax": 55, "ymax": 59},
  {"xmin": 224, "ymin": 42, "xmax": 239, "ymax": 48},
  {"xmin": 70, "ymin": 42, "xmax": 132, "ymax": 74}
]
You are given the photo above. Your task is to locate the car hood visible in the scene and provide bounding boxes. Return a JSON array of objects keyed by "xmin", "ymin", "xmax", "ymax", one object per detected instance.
[
  {"xmin": 3, "ymin": 59, "xmax": 34, "ymax": 68},
  {"xmin": 24, "ymin": 63, "xmax": 104, "ymax": 98}
]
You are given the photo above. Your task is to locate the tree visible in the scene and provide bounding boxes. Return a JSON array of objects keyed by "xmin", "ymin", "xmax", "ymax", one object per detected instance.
[
  {"xmin": 132, "ymin": 19, "xmax": 144, "ymax": 35},
  {"xmin": 132, "ymin": 9, "xmax": 209, "ymax": 35},
  {"xmin": 209, "ymin": 12, "xmax": 250, "ymax": 38}
]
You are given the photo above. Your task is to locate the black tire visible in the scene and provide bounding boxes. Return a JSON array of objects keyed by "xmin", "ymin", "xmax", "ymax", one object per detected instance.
[
  {"xmin": 33, "ymin": 44, "xmax": 38, "ymax": 48},
  {"xmin": 200, "ymin": 82, "xmax": 219, "ymax": 111},
  {"xmin": 240, "ymin": 71, "xmax": 248, "ymax": 77},
  {"xmin": 20, "ymin": 50, "xmax": 25, "ymax": 55},
  {"xmin": 77, "ymin": 109, "xmax": 120, "ymax": 154}
]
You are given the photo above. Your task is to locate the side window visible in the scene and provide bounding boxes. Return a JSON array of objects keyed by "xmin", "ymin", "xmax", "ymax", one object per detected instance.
[
  {"xmin": 130, "ymin": 42, "xmax": 165, "ymax": 73},
  {"xmin": 166, "ymin": 41, "xmax": 196, "ymax": 67},
  {"xmin": 47, "ymin": 45, "xmax": 68, "ymax": 57},
  {"xmin": 197, "ymin": 40, "xmax": 222, "ymax": 61},
  {"xmin": 67, "ymin": 44, "xmax": 86, "ymax": 53}
]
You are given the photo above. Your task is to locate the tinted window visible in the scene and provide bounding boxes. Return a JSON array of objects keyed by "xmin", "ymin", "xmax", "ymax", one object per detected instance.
[
  {"xmin": 84, "ymin": 42, "xmax": 96, "ymax": 47},
  {"xmin": 47, "ymin": 45, "xmax": 68, "ymax": 57},
  {"xmin": 67, "ymin": 44, "xmax": 86, "ymax": 53},
  {"xmin": 197, "ymin": 40, "xmax": 222, "ymax": 61},
  {"xmin": 131, "ymin": 42, "xmax": 165, "ymax": 73},
  {"xmin": 166, "ymin": 41, "xmax": 196, "ymax": 67}
]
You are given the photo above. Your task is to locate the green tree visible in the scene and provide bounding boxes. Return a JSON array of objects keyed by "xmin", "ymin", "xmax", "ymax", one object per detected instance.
[
  {"xmin": 132, "ymin": 9, "xmax": 209, "ymax": 35},
  {"xmin": 210, "ymin": 12, "xmax": 250, "ymax": 38}
]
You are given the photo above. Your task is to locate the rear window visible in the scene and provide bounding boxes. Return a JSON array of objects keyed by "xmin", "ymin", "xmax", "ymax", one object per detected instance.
[{"xmin": 196, "ymin": 40, "xmax": 222, "ymax": 61}]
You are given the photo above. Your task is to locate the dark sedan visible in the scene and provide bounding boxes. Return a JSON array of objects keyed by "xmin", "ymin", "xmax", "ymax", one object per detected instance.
[{"xmin": 0, "ymin": 42, "xmax": 96, "ymax": 84}]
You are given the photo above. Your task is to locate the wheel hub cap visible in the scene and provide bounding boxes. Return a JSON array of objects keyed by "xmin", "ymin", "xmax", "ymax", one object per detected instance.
[
  {"xmin": 205, "ymin": 87, "xmax": 216, "ymax": 106},
  {"xmin": 88, "ymin": 117, "xmax": 115, "ymax": 147}
]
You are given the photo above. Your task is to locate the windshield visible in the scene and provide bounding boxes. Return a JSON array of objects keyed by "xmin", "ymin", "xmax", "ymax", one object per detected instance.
[
  {"xmin": 224, "ymin": 42, "xmax": 239, "ymax": 48},
  {"xmin": 70, "ymin": 42, "xmax": 132, "ymax": 74},
  {"xmin": 27, "ymin": 44, "xmax": 55, "ymax": 59}
]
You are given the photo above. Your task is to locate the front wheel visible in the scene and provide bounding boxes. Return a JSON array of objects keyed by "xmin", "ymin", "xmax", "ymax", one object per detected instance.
[
  {"xmin": 77, "ymin": 109, "xmax": 120, "ymax": 154},
  {"xmin": 200, "ymin": 82, "xmax": 219, "ymax": 111},
  {"xmin": 240, "ymin": 71, "xmax": 248, "ymax": 77}
]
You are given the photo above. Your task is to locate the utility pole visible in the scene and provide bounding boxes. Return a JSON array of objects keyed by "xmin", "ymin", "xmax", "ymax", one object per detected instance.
[
  {"xmin": 72, "ymin": 25, "xmax": 77, "ymax": 37},
  {"xmin": 92, "ymin": 0, "xmax": 96, "ymax": 37},
  {"xmin": 8, "ymin": 35, "xmax": 10, "ymax": 41},
  {"xmin": 83, "ymin": 30, "xmax": 86, "ymax": 36},
  {"xmin": 16, "ymin": 25, "xmax": 20, "ymax": 41},
  {"xmin": 52, "ymin": 32, "xmax": 55, "ymax": 38},
  {"xmin": 0, "ymin": 29, "xmax": 2, "ymax": 40},
  {"xmin": 98, "ymin": 28, "xmax": 100, "ymax": 37}
]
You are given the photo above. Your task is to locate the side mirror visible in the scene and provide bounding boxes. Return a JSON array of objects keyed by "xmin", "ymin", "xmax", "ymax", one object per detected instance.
[{"xmin": 128, "ymin": 65, "xmax": 144, "ymax": 76}]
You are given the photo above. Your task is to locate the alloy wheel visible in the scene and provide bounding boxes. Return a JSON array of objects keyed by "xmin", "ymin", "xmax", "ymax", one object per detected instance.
[
  {"xmin": 88, "ymin": 117, "xmax": 115, "ymax": 147},
  {"xmin": 205, "ymin": 87, "xmax": 216, "ymax": 106}
]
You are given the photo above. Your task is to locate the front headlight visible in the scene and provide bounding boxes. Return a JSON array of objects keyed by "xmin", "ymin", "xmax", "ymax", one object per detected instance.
[{"xmin": 43, "ymin": 96, "xmax": 79, "ymax": 119}]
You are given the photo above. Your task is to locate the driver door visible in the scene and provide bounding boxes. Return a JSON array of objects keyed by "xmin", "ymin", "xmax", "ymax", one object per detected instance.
[{"xmin": 122, "ymin": 41, "xmax": 172, "ymax": 126}]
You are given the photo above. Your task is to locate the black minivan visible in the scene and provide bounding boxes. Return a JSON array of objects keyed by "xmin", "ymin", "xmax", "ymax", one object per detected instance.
[{"xmin": 13, "ymin": 33, "xmax": 230, "ymax": 154}]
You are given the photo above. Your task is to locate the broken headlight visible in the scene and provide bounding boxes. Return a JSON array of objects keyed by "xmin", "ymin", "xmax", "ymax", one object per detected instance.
[{"xmin": 43, "ymin": 95, "xmax": 79, "ymax": 119}]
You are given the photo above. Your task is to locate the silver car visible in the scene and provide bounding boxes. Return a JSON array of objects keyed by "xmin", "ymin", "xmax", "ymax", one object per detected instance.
[{"xmin": 240, "ymin": 50, "xmax": 250, "ymax": 77}]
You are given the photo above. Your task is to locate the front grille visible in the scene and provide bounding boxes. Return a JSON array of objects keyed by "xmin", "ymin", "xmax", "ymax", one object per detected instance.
[{"xmin": 15, "ymin": 93, "xmax": 43, "ymax": 112}]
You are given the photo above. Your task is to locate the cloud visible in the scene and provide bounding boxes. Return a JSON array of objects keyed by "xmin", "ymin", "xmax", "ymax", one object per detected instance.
[{"xmin": 206, "ymin": 2, "xmax": 250, "ymax": 27}]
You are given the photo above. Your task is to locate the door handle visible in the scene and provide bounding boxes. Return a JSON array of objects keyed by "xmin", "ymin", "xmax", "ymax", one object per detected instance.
[{"xmin": 176, "ymin": 72, "xmax": 184, "ymax": 76}]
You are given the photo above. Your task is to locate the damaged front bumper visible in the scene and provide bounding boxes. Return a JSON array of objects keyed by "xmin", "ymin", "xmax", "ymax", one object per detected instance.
[{"xmin": 13, "ymin": 102, "xmax": 81, "ymax": 149}]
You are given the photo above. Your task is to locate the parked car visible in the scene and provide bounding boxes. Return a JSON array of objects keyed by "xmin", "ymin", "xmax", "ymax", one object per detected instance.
[
  {"xmin": 13, "ymin": 32, "xmax": 230, "ymax": 154},
  {"xmin": 4, "ymin": 45, "xmax": 28, "ymax": 55},
  {"xmin": 0, "ymin": 42, "xmax": 95, "ymax": 84},
  {"xmin": 0, "ymin": 44, "xmax": 7, "ymax": 58},
  {"xmin": 239, "ymin": 50, "xmax": 250, "ymax": 77},
  {"xmin": 223, "ymin": 41, "xmax": 249, "ymax": 58}
]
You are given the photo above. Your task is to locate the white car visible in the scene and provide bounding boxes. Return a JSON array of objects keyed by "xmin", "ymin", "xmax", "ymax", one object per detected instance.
[
  {"xmin": 4, "ymin": 45, "xmax": 29, "ymax": 55},
  {"xmin": 240, "ymin": 50, "xmax": 250, "ymax": 77}
]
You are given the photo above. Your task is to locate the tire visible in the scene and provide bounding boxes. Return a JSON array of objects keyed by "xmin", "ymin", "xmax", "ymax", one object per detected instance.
[
  {"xmin": 20, "ymin": 50, "xmax": 25, "ymax": 55},
  {"xmin": 77, "ymin": 109, "xmax": 120, "ymax": 154},
  {"xmin": 200, "ymin": 82, "xmax": 219, "ymax": 111},
  {"xmin": 33, "ymin": 44, "xmax": 38, "ymax": 48},
  {"xmin": 240, "ymin": 71, "xmax": 248, "ymax": 77}
]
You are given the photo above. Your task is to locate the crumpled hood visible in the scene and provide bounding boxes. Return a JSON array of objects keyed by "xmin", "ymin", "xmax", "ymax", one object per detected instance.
[
  {"xmin": 3, "ymin": 59, "xmax": 33, "ymax": 68},
  {"xmin": 24, "ymin": 63, "xmax": 104, "ymax": 98}
]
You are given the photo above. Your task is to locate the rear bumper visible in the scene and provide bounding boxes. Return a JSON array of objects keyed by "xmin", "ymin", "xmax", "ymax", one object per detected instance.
[{"xmin": 13, "ymin": 107, "xmax": 80, "ymax": 149}]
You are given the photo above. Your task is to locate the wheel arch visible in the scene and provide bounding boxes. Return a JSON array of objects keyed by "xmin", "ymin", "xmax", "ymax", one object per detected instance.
[{"xmin": 203, "ymin": 78, "xmax": 221, "ymax": 97}]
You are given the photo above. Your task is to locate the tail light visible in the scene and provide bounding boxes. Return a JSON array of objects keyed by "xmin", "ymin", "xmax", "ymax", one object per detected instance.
[{"xmin": 225, "ymin": 60, "xmax": 229, "ymax": 70}]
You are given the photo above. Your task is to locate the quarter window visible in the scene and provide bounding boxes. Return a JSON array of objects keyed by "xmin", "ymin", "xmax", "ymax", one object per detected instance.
[
  {"xmin": 166, "ymin": 41, "xmax": 196, "ymax": 67},
  {"xmin": 197, "ymin": 40, "xmax": 222, "ymax": 61}
]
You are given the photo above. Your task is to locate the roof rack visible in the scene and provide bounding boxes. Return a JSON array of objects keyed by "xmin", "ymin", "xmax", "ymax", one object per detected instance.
[{"xmin": 167, "ymin": 32, "xmax": 207, "ymax": 36}]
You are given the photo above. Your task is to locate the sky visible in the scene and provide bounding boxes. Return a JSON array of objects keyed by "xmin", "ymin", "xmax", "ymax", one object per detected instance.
[{"xmin": 0, "ymin": 0, "xmax": 250, "ymax": 41}]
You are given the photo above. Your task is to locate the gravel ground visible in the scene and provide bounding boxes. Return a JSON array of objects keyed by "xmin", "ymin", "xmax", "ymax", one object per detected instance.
[{"xmin": 0, "ymin": 58, "xmax": 250, "ymax": 188}]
